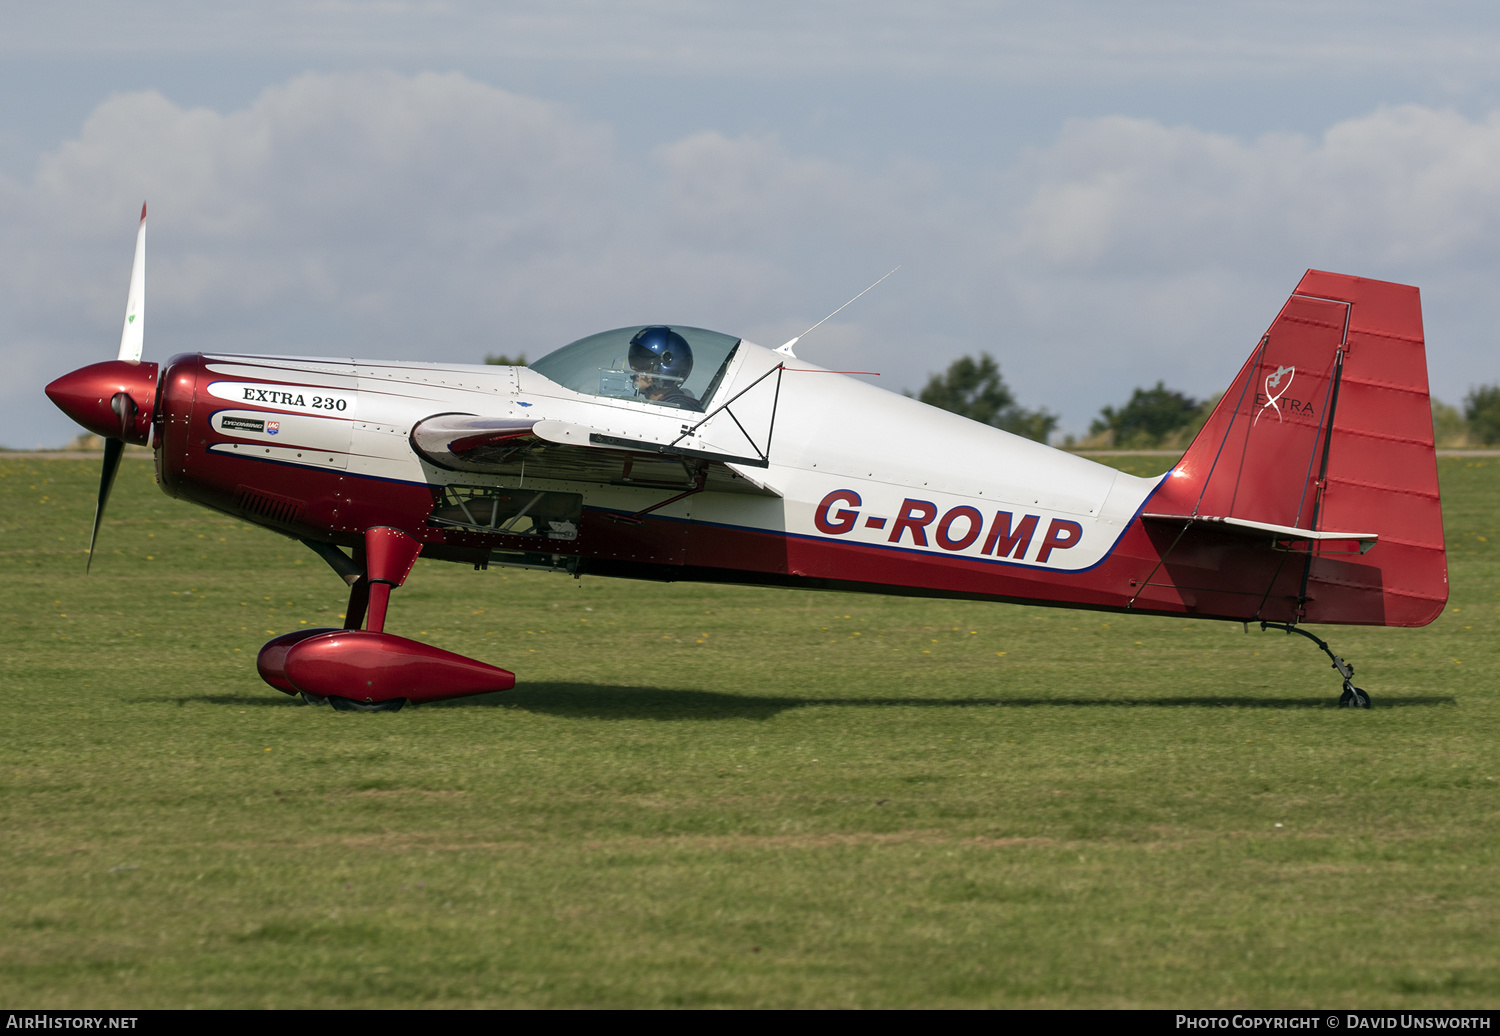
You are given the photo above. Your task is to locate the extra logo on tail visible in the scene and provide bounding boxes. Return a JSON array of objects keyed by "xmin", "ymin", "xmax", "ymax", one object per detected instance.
[{"xmin": 1255, "ymin": 364, "xmax": 1296, "ymax": 425}]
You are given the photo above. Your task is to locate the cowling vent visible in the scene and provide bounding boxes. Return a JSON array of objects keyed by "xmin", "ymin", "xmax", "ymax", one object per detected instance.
[{"xmin": 235, "ymin": 485, "xmax": 305, "ymax": 527}]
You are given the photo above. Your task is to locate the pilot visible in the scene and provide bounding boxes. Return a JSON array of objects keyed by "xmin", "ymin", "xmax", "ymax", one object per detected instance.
[{"xmin": 628, "ymin": 326, "xmax": 701, "ymax": 411}]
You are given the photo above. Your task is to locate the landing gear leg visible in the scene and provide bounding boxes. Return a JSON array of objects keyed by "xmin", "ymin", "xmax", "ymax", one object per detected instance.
[
  {"xmin": 302, "ymin": 537, "xmax": 370, "ymax": 629},
  {"xmin": 343, "ymin": 572, "xmax": 370, "ymax": 631},
  {"xmin": 1259, "ymin": 621, "xmax": 1371, "ymax": 708},
  {"xmin": 320, "ymin": 528, "xmax": 422, "ymax": 711},
  {"xmin": 301, "ymin": 533, "xmax": 410, "ymax": 634}
]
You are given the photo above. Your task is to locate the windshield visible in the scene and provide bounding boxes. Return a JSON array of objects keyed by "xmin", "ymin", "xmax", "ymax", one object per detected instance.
[{"xmin": 529, "ymin": 325, "xmax": 741, "ymax": 412}]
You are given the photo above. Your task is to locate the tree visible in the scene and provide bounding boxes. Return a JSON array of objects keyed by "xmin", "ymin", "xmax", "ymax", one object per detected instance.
[
  {"xmin": 1090, "ymin": 381, "xmax": 1199, "ymax": 448},
  {"xmin": 909, "ymin": 353, "xmax": 1058, "ymax": 443},
  {"xmin": 1464, "ymin": 384, "xmax": 1500, "ymax": 445},
  {"xmin": 484, "ymin": 353, "xmax": 527, "ymax": 366},
  {"xmin": 1432, "ymin": 399, "xmax": 1469, "ymax": 448}
]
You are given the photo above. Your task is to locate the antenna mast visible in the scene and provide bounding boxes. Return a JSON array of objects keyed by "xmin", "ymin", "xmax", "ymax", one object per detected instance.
[{"xmin": 776, "ymin": 266, "xmax": 900, "ymax": 357}]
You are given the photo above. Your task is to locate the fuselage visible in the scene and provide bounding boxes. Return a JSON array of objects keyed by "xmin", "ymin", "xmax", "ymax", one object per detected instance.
[{"xmin": 148, "ymin": 338, "xmax": 1247, "ymax": 618}]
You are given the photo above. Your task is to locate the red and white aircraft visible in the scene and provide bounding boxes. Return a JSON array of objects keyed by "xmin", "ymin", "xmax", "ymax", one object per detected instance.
[{"xmin": 46, "ymin": 207, "xmax": 1447, "ymax": 710}]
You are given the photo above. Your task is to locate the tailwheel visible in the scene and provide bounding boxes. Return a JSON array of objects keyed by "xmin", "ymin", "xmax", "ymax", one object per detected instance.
[
  {"xmin": 1260, "ymin": 621, "xmax": 1372, "ymax": 708},
  {"xmin": 327, "ymin": 696, "xmax": 407, "ymax": 713},
  {"xmin": 1339, "ymin": 684, "xmax": 1372, "ymax": 709}
]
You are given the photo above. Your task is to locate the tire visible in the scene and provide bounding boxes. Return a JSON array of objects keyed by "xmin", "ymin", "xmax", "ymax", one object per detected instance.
[
  {"xmin": 327, "ymin": 696, "xmax": 407, "ymax": 713},
  {"xmin": 1339, "ymin": 685, "xmax": 1372, "ymax": 709}
]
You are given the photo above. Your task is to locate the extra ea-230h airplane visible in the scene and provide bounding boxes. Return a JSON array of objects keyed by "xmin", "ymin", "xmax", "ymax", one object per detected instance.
[{"xmin": 46, "ymin": 206, "xmax": 1447, "ymax": 711}]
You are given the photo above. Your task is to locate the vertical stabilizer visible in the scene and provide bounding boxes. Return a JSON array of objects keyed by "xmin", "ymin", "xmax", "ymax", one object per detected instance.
[{"xmin": 1160, "ymin": 271, "xmax": 1447, "ymax": 626}]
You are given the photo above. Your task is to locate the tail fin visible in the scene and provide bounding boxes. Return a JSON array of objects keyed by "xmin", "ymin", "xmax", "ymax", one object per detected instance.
[{"xmin": 1158, "ymin": 271, "xmax": 1447, "ymax": 626}]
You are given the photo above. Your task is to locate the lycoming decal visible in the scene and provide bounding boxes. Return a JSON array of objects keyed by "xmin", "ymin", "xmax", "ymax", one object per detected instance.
[
  {"xmin": 206, "ymin": 381, "xmax": 356, "ymax": 416},
  {"xmin": 814, "ymin": 489, "xmax": 1083, "ymax": 566},
  {"xmin": 219, "ymin": 416, "xmax": 266, "ymax": 433}
]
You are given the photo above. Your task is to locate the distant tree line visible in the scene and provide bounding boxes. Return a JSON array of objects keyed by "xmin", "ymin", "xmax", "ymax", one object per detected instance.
[
  {"xmin": 484, "ymin": 353, "xmax": 527, "ymax": 366},
  {"xmin": 1082, "ymin": 382, "xmax": 1217, "ymax": 450},
  {"xmin": 904, "ymin": 353, "xmax": 1058, "ymax": 443},
  {"xmin": 912, "ymin": 354, "xmax": 1500, "ymax": 449},
  {"xmin": 906, "ymin": 354, "xmax": 1205, "ymax": 447},
  {"xmin": 1434, "ymin": 386, "xmax": 1500, "ymax": 447}
]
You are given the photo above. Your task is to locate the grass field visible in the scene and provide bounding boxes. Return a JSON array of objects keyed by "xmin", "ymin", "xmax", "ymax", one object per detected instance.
[{"xmin": 1, "ymin": 453, "xmax": 1497, "ymax": 1008}]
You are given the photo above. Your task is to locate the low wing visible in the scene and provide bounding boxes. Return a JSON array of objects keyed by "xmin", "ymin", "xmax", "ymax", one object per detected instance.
[{"xmin": 409, "ymin": 414, "xmax": 780, "ymax": 497}]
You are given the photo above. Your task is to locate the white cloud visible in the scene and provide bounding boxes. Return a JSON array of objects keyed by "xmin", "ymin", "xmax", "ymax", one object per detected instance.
[
  {"xmin": 5, "ymin": 72, "xmax": 620, "ymax": 344},
  {"xmin": 996, "ymin": 106, "xmax": 1500, "ymax": 409},
  {"xmin": 6, "ymin": 71, "xmax": 1500, "ymax": 447},
  {"xmin": 1011, "ymin": 106, "xmax": 1500, "ymax": 272}
]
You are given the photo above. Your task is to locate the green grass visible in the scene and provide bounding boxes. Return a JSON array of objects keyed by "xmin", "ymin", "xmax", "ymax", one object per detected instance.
[{"xmin": 1, "ymin": 454, "xmax": 1497, "ymax": 1008}]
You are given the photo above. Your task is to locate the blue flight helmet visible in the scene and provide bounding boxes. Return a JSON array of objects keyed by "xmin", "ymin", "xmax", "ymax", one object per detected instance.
[{"xmin": 628, "ymin": 326, "xmax": 694, "ymax": 384}]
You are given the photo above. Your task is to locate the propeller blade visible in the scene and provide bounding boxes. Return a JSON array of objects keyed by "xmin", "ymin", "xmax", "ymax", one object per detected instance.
[
  {"xmin": 87, "ymin": 438, "xmax": 125, "ymax": 573},
  {"xmin": 117, "ymin": 202, "xmax": 145, "ymax": 363}
]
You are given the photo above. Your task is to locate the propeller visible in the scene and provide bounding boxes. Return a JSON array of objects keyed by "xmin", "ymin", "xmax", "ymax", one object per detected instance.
[
  {"xmin": 44, "ymin": 203, "xmax": 158, "ymax": 572},
  {"xmin": 88, "ymin": 438, "xmax": 125, "ymax": 573},
  {"xmin": 118, "ymin": 202, "xmax": 146, "ymax": 364}
]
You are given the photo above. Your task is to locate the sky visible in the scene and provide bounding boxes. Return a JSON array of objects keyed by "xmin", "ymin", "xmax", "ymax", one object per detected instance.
[{"xmin": 6, "ymin": 1, "xmax": 1500, "ymax": 447}]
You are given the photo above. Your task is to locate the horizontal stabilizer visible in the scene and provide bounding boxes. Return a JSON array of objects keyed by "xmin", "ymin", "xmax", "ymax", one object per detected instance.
[{"xmin": 1141, "ymin": 513, "xmax": 1377, "ymax": 553}]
